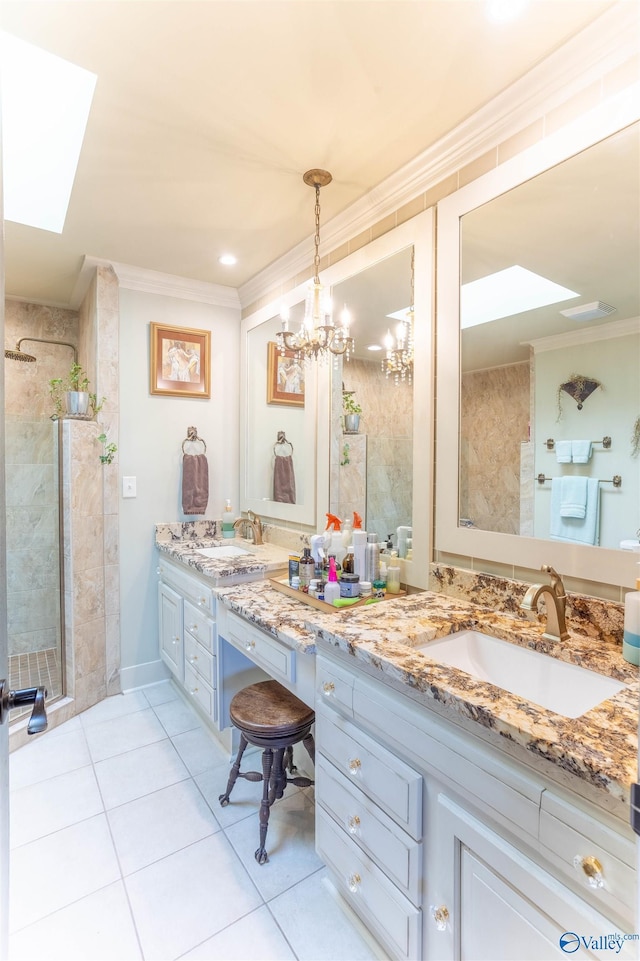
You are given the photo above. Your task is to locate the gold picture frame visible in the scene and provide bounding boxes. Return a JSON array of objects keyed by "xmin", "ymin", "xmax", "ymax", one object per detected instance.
[
  {"xmin": 267, "ymin": 342, "xmax": 305, "ymax": 407},
  {"xmin": 150, "ymin": 323, "xmax": 211, "ymax": 398}
]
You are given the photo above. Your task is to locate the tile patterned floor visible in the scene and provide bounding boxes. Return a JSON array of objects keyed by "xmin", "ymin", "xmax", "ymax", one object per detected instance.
[
  {"xmin": 8, "ymin": 649, "xmax": 63, "ymax": 721},
  {"xmin": 8, "ymin": 682, "xmax": 385, "ymax": 961}
]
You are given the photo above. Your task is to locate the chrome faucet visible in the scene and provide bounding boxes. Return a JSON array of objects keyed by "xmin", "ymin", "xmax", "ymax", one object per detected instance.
[
  {"xmin": 233, "ymin": 510, "xmax": 263, "ymax": 545},
  {"xmin": 520, "ymin": 564, "xmax": 569, "ymax": 643}
]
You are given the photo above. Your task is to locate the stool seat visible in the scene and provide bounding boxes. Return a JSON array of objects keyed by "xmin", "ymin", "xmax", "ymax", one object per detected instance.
[{"xmin": 220, "ymin": 679, "xmax": 315, "ymax": 864}]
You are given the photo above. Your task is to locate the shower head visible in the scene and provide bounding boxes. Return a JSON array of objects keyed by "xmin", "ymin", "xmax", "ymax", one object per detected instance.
[{"xmin": 4, "ymin": 344, "xmax": 36, "ymax": 363}]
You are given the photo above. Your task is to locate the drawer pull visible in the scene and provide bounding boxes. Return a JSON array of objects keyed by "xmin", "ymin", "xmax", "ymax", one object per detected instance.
[
  {"xmin": 190, "ymin": 623, "xmax": 198, "ymax": 632},
  {"xmin": 199, "ymin": 597, "xmax": 207, "ymax": 606},
  {"xmin": 172, "ymin": 636, "xmax": 180, "ymax": 645},
  {"xmin": 189, "ymin": 655, "xmax": 198, "ymax": 664},
  {"xmin": 347, "ymin": 873, "xmax": 361, "ymax": 893},
  {"xmin": 190, "ymin": 687, "xmax": 199, "ymax": 695},
  {"xmin": 246, "ymin": 639, "xmax": 256, "ymax": 651},
  {"xmin": 431, "ymin": 905, "xmax": 450, "ymax": 931},
  {"xmin": 348, "ymin": 758, "xmax": 361, "ymax": 774},
  {"xmin": 322, "ymin": 681, "xmax": 335, "ymax": 695},
  {"xmin": 346, "ymin": 815, "xmax": 361, "ymax": 834},
  {"xmin": 573, "ymin": 855, "xmax": 604, "ymax": 888}
]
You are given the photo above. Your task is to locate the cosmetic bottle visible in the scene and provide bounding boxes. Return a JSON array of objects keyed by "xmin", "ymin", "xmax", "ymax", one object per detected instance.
[
  {"xmin": 386, "ymin": 565, "xmax": 401, "ymax": 594},
  {"xmin": 623, "ymin": 566, "xmax": 640, "ymax": 665},
  {"xmin": 342, "ymin": 547, "xmax": 355, "ymax": 574},
  {"xmin": 339, "ymin": 573, "xmax": 360, "ymax": 598},
  {"xmin": 324, "ymin": 557, "xmax": 341, "ymax": 605},
  {"xmin": 222, "ymin": 499, "xmax": 236, "ymax": 539},
  {"xmin": 365, "ymin": 533, "xmax": 380, "ymax": 583},
  {"xmin": 299, "ymin": 548, "xmax": 315, "ymax": 592},
  {"xmin": 352, "ymin": 529, "xmax": 368, "ymax": 580}
]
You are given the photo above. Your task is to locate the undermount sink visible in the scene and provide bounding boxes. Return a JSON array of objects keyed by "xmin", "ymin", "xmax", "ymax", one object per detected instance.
[
  {"xmin": 418, "ymin": 630, "xmax": 625, "ymax": 719},
  {"xmin": 196, "ymin": 545, "xmax": 252, "ymax": 558}
]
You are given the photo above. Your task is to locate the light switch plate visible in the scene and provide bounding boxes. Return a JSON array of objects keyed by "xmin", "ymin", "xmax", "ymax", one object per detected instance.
[{"xmin": 122, "ymin": 476, "xmax": 137, "ymax": 498}]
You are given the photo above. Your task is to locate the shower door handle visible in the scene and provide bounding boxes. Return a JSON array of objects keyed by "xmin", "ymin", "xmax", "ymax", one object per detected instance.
[{"xmin": 0, "ymin": 681, "xmax": 48, "ymax": 734}]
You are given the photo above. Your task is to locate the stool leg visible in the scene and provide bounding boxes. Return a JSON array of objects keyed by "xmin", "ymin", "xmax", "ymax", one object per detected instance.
[
  {"xmin": 270, "ymin": 747, "xmax": 288, "ymax": 802},
  {"xmin": 219, "ymin": 733, "xmax": 249, "ymax": 806},
  {"xmin": 284, "ymin": 744, "xmax": 295, "ymax": 773},
  {"xmin": 302, "ymin": 731, "xmax": 315, "ymax": 767},
  {"xmin": 255, "ymin": 747, "xmax": 275, "ymax": 864}
]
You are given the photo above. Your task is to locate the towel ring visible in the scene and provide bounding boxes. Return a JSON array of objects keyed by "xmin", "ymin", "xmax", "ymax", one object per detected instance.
[
  {"xmin": 182, "ymin": 425, "xmax": 207, "ymax": 453},
  {"xmin": 274, "ymin": 430, "xmax": 293, "ymax": 456}
]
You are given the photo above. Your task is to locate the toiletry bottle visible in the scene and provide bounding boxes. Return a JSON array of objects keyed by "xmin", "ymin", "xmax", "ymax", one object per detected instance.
[
  {"xmin": 299, "ymin": 548, "xmax": 315, "ymax": 593},
  {"xmin": 352, "ymin": 529, "xmax": 368, "ymax": 580},
  {"xmin": 386, "ymin": 564, "xmax": 401, "ymax": 594},
  {"xmin": 222, "ymin": 500, "xmax": 236, "ymax": 539},
  {"xmin": 623, "ymin": 566, "xmax": 640, "ymax": 665},
  {"xmin": 365, "ymin": 532, "xmax": 380, "ymax": 583},
  {"xmin": 324, "ymin": 557, "xmax": 341, "ymax": 605},
  {"xmin": 342, "ymin": 547, "xmax": 355, "ymax": 574}
]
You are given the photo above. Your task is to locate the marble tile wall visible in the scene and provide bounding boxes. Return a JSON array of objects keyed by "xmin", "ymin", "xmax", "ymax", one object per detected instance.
[{"xmin": 460, "ymin": 362, "xmax": 529, "ymax": 534}]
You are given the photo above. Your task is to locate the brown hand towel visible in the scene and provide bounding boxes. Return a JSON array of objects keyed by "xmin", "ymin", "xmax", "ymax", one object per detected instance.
[
  {"xmin": 182, "ymin": 453, "xmax": 209, "ymax": 514},
  {"xmin": 273, "ymin": 454, "xmax": 296, "ymax": 504}
]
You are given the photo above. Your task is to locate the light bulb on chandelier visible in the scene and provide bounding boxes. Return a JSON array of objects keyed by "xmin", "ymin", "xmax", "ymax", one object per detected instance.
[
  {"xmin": 382, "ymin": 249, "xmax": 414, "ymax": 385},
  {"xmin": 277, "ymin": 169, "xmax": 354, "ymax": 363}
]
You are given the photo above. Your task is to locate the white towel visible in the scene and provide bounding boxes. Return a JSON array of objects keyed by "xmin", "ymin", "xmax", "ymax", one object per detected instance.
[
  {"xmin": 550, "ymin": 477, "xmax": 600, "ymax": 546},
  {"xmin": 571, "ymin": 440, "xmax": 592, "ymax": 464},
  {"xmin": 555, "ymin": 440, "xmax": 572, "ymax": 463},
  {"xmin": 559, "ymin": 476, "xmax": 588, "ymax": 518}
]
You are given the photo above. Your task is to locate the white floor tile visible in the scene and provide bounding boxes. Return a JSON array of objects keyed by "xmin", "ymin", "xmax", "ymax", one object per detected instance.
[
  {"xmin": 43, "ymin": 714, "xmax": 83, "ymax": 737},
  {"xmin": 152, "ymin": 696, "xmax": 202, "ymax": 737},
  {"xmin": 83, "ymin": 707, "xmax": 168, "ymax": 762},
  {"xmin": 10, "ymin": 814, "xmax": 120, "ymax": 932},
  {"xmin": 195, "ymin": 760, "xmax": 264, "ymax": 829},
  {"xmin": 94, "ymin": 739, "xmax": 190, "ymax": 809},
  {"xmin": 107, "ymin": 779, "xmax": 221, "ymax": 875},
  {"xmin": 269, "ymin": 870, "xmax": 381, "ymax": 961},
  {"xmin": 224, "ymin": 791, "xmax": 323, "ymax": 902},
  {"xmin": 124, "ymin": 833, "xmax": 262, "ymax": 960},
  {"xmin": 142, "ymin": 679, "xmax": 180, "ymax": 707},
  {"xmin": 9, "ymin": 728, "xmax": 91, "ymax": 791},
  {"xmin": 10, "ymin": 765, "xmax": 104, "ymax": 849},
  {"xmin": 79, "ymin": 690, "xmax": 150, "ymax": 727},
  {"xmin": 181, "ymin": 904, "xmax": 296, "ymax": 960},
  {"xmin": 8, "ymin": 881, "xmax": 142, "ymax": 961},
  {"xmin": 171, "ymin": 723, "xmax": 230, "ymax": 776}
]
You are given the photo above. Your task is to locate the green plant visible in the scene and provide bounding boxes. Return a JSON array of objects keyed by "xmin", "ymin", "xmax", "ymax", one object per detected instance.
[
  {"xmin": 631, "ymin": 416, "xmax": 640, "ymax": 459},
  {"xmin": 49, "ymin": 362, "xmax": 91, "ymax": 417},
  {"xmin": 89, "ymin": 392, "xmax": 106, "ymax": 416},
  {"xmin": 342, "ymin": 391, "xmax": 362, "ymax": 415},
  {"xmin": 97, "ymin": 433, "xmax": 117, "ymax": 465}
]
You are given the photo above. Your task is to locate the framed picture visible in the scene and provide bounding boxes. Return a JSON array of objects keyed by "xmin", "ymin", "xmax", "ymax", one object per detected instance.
[
  {"xmin": 267, "ymin": 342, "xmax": 305, "ymax": 407},
  {"xmin": 150, "ymin": 323, "xmax": 211, "ymax": 398}
]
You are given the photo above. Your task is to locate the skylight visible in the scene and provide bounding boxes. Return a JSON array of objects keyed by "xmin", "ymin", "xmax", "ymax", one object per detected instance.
[
  {"xmin": 460, "ymin": 265, "xmax": 579, "ymax": 329},
  {"xmin": 1, "ymin": 32, "xmax": 97, "ymax": 233}
]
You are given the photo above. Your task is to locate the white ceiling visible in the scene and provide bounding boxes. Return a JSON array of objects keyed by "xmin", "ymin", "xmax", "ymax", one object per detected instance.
[{"xmin": 0, "ymin": 0, "xmax": 619, "ymax": 308}]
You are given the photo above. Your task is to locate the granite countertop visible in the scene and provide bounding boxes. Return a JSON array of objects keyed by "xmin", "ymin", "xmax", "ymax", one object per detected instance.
[
  {"xmin": 156, "ymin": 537, "xmax": 290, "ymax": 583},
  {"xmin": 212, "ymin": 578, "xmax": 638, "ymax": 806}
]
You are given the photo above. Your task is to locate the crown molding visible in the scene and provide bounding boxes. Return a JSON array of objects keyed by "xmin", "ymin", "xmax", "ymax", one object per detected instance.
[
  {"xmin": 72, "ymin": 256, "xmax": 241, "ymax": 310},
  {"xmin": 238, "ymin": 2, "xmax": 638, "ymax": 311},
  {"xmin": 528, "ymin": 316, "xmax": 640, "ymax": 353}
]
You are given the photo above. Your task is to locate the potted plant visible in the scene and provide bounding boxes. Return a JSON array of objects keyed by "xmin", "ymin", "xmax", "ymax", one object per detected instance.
[
  {"xmin": 343, "ymin": 390, "xmax": 362, "ymax": 433},
  {"xmin": 49, "ymin": 363, "xmax": 104, "ymax": 418}
]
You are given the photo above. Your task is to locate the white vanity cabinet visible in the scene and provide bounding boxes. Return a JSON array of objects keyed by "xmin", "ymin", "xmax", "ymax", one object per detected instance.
[
  {"xmin": 158, "ymin": 557, "xmax": 218, "ymax": 723},
  {"xmin": 315, "ymin": 648, "xmax": 637, "ymax": 961}
]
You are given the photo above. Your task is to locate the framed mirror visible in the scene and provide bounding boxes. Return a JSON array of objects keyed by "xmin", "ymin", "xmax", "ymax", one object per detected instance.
[
  {"xmin": 436, "ymin": 97, "xmax": 640, "ymax": 588},
  {"xmin": 240, "ymin": 210, "xmax": 434, "ymax": 587}
]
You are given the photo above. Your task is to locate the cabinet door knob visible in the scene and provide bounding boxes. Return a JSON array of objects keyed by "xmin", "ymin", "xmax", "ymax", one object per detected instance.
[
  {"xmin": 431, "ymin": 905, "xmax": 450, "ymax": 931},
  {"xmin": 189, "ymin": 655, "xmax": 198, "ymax": 664},
  {"xmin": 573, "ymin": 855, "xmax": 604, "ymax": 888},
  {"xmin": 348, "ymin": 758, "xmax": 361, "ymax": 774},
  {"xmin": 322, "ymin": 681, "xmax": 335, "ymax": 695},
  {"xmin": 199, "ymin": 597, "xmax": 207, "ymax": 606},
  {"xmin": 173, "ymin": 636, "xmax": 180, "ymax": 645},
  {"xmin": 246, "ymin": 640, "xmax": 256, "ymax": 651},
  {"xmin": 190, "ymin": 687, "xmax": 199, "ymax": 696},
  {"xmin": 347, "ymin": 873, "xmax": 361, "ymax": 893},
  {"xmin": 347, "ymin": 815, "xmax": 361, "ymax": 834},
  {"xmin": 190, "ymin": 623, "xmax": 198, "ymax": 632}
]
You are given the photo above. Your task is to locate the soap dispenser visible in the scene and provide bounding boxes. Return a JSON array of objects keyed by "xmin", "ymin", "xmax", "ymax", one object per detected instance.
[
  {"xmin": 324, "ymin": 557, "xmax": 341, "ymax": 605},
  {"xmin": 222, "ymin": 500, "xmax": 235, "ymax": 539},
  {"xmin": 623, "ymin": 565, "xmax": 640, "ymax": 665}
]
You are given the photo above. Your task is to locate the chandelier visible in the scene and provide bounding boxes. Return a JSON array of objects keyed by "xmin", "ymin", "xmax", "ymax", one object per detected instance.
[
  {"xmin": 277, "ymin": 169, "xmax": 354, "ymax": 362},
  {"xmin": 382, "ymin": 249, "xmax": 414, "ymax": 385}
]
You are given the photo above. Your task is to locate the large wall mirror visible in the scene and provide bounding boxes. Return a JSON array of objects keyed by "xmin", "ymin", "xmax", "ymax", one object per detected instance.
[
  {"xmin": 437, "ymin": 99, "xmax": 640, "ymax": 588},
  {"xmin": 241, "ymin": 210, "xmax": 434, "ymax": 586}
]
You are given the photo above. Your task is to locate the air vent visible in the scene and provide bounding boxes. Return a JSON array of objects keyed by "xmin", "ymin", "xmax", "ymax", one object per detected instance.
[{"xmin": 560, "ymin": 301, "xmax": 617, "ymax": 322}]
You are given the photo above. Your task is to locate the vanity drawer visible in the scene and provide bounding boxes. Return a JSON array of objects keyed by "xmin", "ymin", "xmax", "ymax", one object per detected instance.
[
  {"xmin": 184, "ymin": 633, "xmax": 216, "ymax": 689},
  {"xmin": 226, "ymin": 611, "xmax": 295, "ymax": 684},
  {"xmin": 317, "ymin": 703, "xmax": 422, "ymax": 841},
  {"xmin": 316, "ymin": 658, "xmax": 354, "ymax": 716},
  {"xmin": 159, "ymin": 559, "xmax": 216, "ymax": 615},
  {"xmin": 184, "ymin": 661, "xmax": 216, "ymax": 720},
  {"xmin": 317, "ymin": 753, "xmax": 421, "ymax": 904},
  {"xmin": 184, "ymin": 600, "xmax": 215, "ymax": 652},
  {"xmin": 316, "ymin": 806, "xmax": 422, "ymax": 961},
  {"xmin": 539, "ymin": 792, "xmax": 636, "ymax": 920}
]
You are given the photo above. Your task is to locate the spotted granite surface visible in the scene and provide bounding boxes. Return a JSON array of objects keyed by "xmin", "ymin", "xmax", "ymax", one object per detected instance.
[
  {"xmin": 155, "ymin": 533, "xmax": 290, "ymax": 583},
  {"xmin": 214, "ymin": 579, "xmax": 638, "ymax": 805}
]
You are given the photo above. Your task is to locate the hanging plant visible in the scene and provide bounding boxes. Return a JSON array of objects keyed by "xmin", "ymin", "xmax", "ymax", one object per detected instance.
[
  {"xmin": 631, "ymin": 416, "xmax": 640, "ymax": 459},
  {"xmin": 556, "ymin": 373, "xmax": 604, "ymax": 421},
  {"xmin": 97, "ymin": 433, "xmax": 117, "ymax": 465}
]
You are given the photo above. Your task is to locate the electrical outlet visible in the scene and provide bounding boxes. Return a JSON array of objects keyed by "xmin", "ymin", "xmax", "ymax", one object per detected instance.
[{"xmin": 122, "ymin": 476, "xmax": 137, "ymax": 498}]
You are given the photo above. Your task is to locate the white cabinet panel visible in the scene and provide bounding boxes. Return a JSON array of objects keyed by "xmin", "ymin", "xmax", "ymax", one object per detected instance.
[{"xmin": 159, "ymin": 582, "xmax": 183, "ymax": 681}]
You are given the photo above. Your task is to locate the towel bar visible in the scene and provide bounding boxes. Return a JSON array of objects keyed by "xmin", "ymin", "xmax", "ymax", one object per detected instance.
[
  {"xmin": 544, "ymin": 436, "xmax": 611, "ymax": 450},
  {"xmin": 536, "ymin": 473, "xmax": 621, "ymax": 487}
]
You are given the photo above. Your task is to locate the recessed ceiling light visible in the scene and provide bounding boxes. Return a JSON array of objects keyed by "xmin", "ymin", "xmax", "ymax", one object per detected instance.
[
  {"xmin": 461, "ymin": 265, "xmax": 578, "ymax": 329},
  {"xmin": 367, "ymin": 344, "xmax": 383, "ymax": 352},
  {"xmin": 218, "ymin": 254, "xmax": 237, "ymax": 266},
  {"xmin": 1, "ymin": 32, "xmax": 97, "ymax": 233}
]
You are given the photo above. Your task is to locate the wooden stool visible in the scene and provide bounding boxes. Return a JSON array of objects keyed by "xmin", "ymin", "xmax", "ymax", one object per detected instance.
[{"xmin": 219, "ymin": 679, "xmax": 315, "ymax": 864}]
